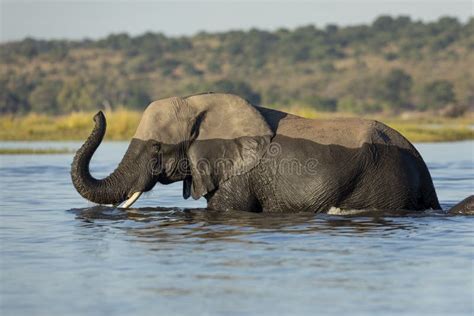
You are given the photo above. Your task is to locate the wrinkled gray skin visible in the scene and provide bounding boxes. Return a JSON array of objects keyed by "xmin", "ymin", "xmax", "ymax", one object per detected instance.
[{"xmin": 71, "ymin": 93, "xmax": 473, "ymax": 214}]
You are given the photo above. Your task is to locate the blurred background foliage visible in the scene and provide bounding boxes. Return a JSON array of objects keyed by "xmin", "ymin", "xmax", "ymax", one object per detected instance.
[{"xmin": 1, "ymin": 15, "xmax": 473, "ymax": 117}]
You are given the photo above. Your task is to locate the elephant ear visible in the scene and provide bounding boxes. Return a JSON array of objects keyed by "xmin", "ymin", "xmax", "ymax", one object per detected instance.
[{"xmin": 185, "ymin": 93, "xmax": 274, "ymax": 200}]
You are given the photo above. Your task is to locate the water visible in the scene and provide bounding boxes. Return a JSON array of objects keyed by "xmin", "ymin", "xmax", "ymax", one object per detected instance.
[{"xmin": 0, "ymin": 141, "xmax": 473, "ymax": 315}]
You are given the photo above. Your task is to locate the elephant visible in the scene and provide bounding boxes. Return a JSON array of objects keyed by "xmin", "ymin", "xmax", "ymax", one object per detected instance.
[{"xmin": 71, "ymin": 92, "xmax": 472, "ymax": 214}]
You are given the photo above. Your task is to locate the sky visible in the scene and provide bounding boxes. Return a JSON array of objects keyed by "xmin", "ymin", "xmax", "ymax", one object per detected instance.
[{"xmin": 1, "ymin": 0, "xmax": 473, "ymax": 42}]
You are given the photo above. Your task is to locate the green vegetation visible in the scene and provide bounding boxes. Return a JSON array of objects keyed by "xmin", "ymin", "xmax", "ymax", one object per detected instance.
[
  {"xmin": 420, "ymin": 80, "xmax": 456, "ymax": 110},
  {"xmin": 0, "ymin": 15, "xmax": 473, "ymax": 117},
  {"xmin": 374, "ymin": 69, "xmax": 412, "ymax": 110},
  {"xmin": 0, "ymin": 15, "xmax": 472, "ymax": 143}
]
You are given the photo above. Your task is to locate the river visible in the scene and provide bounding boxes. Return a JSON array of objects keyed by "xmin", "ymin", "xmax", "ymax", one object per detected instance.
[{"xmin": 0, "ymin": 141, "xmax": 473, "ymax": 315}]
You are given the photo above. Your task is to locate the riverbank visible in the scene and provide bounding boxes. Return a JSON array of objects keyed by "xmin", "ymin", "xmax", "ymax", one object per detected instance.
[
  {"xmin": 0, "ymin": 148, "xmax": 73, "ymax": 154},
  {"xmin": 0, "ymin": 109, "xmax": 472, "ymax": 143}
]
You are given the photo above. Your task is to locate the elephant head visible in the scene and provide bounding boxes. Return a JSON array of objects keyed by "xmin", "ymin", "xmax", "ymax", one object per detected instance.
[{"xmin": 71, "ymin": 93, "xmax": 274, "ymax": 208}]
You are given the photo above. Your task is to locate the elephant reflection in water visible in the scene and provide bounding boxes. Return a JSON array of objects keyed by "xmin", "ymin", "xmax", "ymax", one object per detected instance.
[{"xmin": 71, "ymin": 205, "xmax": 414, "ymax": 244}]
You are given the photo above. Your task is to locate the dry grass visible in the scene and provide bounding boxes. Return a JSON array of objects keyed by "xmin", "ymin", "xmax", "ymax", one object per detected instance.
[
  {"xmin": 0, "ymin": 148, "xmax": 73, "ymax": 155},
  {"xmin": 0, "ymin": 109, "xmax": 141, "ymax": 141},
  {"xmin": 0, "ymin": 108, "xmax": 472, "ymax": 143}
]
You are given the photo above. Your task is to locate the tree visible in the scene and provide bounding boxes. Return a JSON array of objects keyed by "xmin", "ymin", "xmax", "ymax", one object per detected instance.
[
  {"xmin": 211, "ymin": 80, "xmax": 261, "ymax": 105},
  {"xmin": 99, "ymin": 33, "xmax": 132, "ymax": 50},
  {"xmin": 56, "ymin": 79, "xmax": 98, "ymax": 113},
  {"xmin": 120, "ymin": 81, "xmax": 151, "ymax": 110},
  {"xmin": 28, "ymin": 81, "xmax": 62, "ymax": 113},
  {"xmin": 373, "ymin": 16, "xmax": 396, "ymax": 32},
  {"xmin": 0, "ymin": 85, "xmax": 24, "ymax": 113},
  {"xmin": 0, "ymin": 77, "xmax": 33, "ymax": 113},
  {"xmin": 420, "ymin": 80, "xmax": 456, "ymax": 110},
  {"xmin": 302, "ymin": 96, "xmax": 337, "ymax": 112},
  {"xmin": 1, "ymin": 16, "xmax": 473, "ymax": 115},
  {"xmin": 375, "ymin": 68, "xmax": 412, "ymax": 109}
]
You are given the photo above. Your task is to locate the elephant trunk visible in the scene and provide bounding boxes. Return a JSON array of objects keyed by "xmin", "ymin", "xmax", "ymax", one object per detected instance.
[{"xmin": 71, "ymin": 111, "xmax": 133, "ymax": 205}]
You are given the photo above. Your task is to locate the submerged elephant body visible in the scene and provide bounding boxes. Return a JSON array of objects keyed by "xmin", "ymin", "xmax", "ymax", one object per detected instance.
[
  {"xmin": 72, "ymin": 92, "xmax": 454, "ymax": 213},
  {"xmin": 206, "ymin": 109, "xmax": 440, "ymax": 212}
]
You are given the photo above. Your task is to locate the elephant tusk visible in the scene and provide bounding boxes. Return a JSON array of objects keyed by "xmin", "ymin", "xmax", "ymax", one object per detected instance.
[{"xmin": 119, "ymin": 192, "xmax": 142, "ymax": 209}]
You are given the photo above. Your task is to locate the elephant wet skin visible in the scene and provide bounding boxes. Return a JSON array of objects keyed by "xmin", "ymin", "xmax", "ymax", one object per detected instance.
[{"xmin": 71, "ymin": 93, "xmax": 473, "ymax": 214}]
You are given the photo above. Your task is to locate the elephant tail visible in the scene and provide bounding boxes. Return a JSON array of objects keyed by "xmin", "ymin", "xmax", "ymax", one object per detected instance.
[{"xmin": 448, "ymin": 195, "xmax": 474, "ymax": 215}]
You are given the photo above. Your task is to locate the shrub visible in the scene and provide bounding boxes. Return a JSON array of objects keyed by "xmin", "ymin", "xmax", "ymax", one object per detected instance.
[
  {"xmin": 374, "ymin": 68, "xmax": 412, "ymax": 109},
  {"xmin": 211, "ymin": 79, "xmax": 261, "ymax": 105},
  {"xmin": 419, "ymin": 80, "xmax": 456, "ymax": 110},
  {"xmin": 337, "ymin": 97, "xmax": 383, "ymax": 113},
  {"xmin": 303, "ymin": 96, "xmax": 337, "ymax": 112}
]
